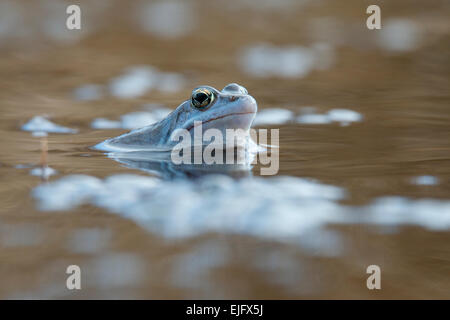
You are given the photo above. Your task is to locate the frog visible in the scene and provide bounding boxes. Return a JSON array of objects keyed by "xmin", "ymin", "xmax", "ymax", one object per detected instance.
[{"xmin": 94, "ymin": 83, "xmax": 258, "ymax": 152}]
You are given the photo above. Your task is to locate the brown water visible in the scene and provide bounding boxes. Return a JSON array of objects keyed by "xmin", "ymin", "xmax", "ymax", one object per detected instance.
[{"xmin": 0, "ymin": 0, "xmax": 449, "ymax": 299}]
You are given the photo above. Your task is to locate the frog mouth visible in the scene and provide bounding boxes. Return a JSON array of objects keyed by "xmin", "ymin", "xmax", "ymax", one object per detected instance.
[{"xmin": 186, "ymin": 111, "xmax": 255, "ymax": 132}]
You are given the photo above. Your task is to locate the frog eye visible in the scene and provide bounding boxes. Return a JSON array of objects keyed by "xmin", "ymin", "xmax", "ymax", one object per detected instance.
[{"xmin": 191, "ymin": 88, "xmax": 215, "ymax": 110}]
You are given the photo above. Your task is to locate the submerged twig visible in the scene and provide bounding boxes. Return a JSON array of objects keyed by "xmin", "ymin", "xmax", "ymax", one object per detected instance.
[{"xmin": 39, "ymin": 136, "xmax": 49, "ymax": 181}]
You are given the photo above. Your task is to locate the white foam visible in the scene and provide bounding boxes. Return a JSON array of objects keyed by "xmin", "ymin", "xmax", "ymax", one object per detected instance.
[
  {"xmin": 33, "ymin": 174, "xmax": 345, "ymax": 242},
  {"xmin": 91, "ymin": 118, "xmax": 122, "ymax": 130},
  {"xmin": 33, "ymin": 174, "xmax": 450, "ymax": 248},
  {"xmin": 67, "ymin": 228, "xmax": 111, "ymax": 254},
  {"xmin": 33, "ymin": 175, "xmax": 103, "ymax": 211},
  {"xmin": 22, "ymin": 116, "xmax": 78, "ymax": 134},
  {"xmin": 297, "ymin": 109, "xmax": 363, "ymax": 125},
  {"xmin": 170, "ymin": 240, "xmax": 230, "ymax": 292},
  {"xmin": 30, "ymin": 166, "xmax": 58, "ymax": 179},
  {"xmin": 136, "ymin": 1, "xmax": 195, "ymax": 39},
  {"xmin": 253, "ymin": 108, "xmax": 294, "ymax": 126},
  {"xmin": 232, "ymin": 0, "xmax": 299, "ymax": 11},
  {"xmin": 366, "ymin": 197, "xmax": 450, "ymax": 230},
  {"xmin": 411, "ymin": 175, "xmax": 439, "ymax": 186},
  {"xmin": 252, "ymin": 107, "xmax": 362, "ymax": 126},
  {"xmin": 120, "ymin": 112, "xmax": 158, "ymax": 130},
  {"xmin": 91, "ymin": 108, "xmax": 172, "ymax": 130},
  {"xmin": 296, "ymin": 114, "xmax": 331, "ymax": 124},
  {"xmin": 145, "ymin": 106, "xmax": 172, "ymax": 119},
  {"xmin": 156, "ymin": 72, "xmax": 185, "ymax": 93},
  {"xmin": 0, "ymin": 1, "xmax": 21, "ymax": 43},
  {"xmin": 109, "ymin": 66, "xmax": 185, "ymax": 99},
  {"xmin": 91, "ymin": 253, "xmax": 145, "ymax": 288},
  {"xmin": 73, "ymin": 84, "xmax": 103, "ymax": 101},
  {"xmin": 15, "ymin": 164, "xmax": 34, "ymax": 169},
  {"xmin": 327, "ymin": 109, "xmax": 363, "ymax": 125},
  {"xmin": 377, "ymin": 19, "xmax": 421, "ymax": 52},
  {"xmin": 109, "ymin": 66, "xmax": 157, "ymax": 99},
  {"xmin": 239, "ymin": 43, "xmax": 335, "ymax": 78},
  {"xmin": 0, "ymin": 223, "xmax": 44, "ymax": 247}
]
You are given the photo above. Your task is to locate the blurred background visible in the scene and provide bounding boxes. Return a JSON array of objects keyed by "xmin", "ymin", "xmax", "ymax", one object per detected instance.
[{"xmin": 0, "ymin": 0, "xmax": 449, "ymax": 299}]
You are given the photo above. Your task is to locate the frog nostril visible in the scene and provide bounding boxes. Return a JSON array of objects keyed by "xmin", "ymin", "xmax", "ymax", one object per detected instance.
[{"xmin": 230, "ymin": 96, "xmax": 238, "ymax": 102}]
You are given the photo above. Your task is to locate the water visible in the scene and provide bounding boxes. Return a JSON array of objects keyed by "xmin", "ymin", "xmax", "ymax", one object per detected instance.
[{"xmin": 0, "ymin": 0, "xmax": 449, "ymax": 299}]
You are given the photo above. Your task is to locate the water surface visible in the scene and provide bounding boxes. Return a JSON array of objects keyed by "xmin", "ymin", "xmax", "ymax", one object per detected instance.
[{"xmin": 0, "ymin": 0, "xmax": 449, "ymax": 299}]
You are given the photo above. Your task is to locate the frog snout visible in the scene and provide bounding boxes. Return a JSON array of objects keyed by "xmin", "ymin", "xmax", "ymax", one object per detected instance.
[{"xmin": 234, "ymin": 94, "xmax": 257, "ymax": 114}]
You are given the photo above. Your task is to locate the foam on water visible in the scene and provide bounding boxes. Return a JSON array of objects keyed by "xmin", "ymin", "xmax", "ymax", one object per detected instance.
[
  {"xmin": 0, "ymin": 223, "xmax": 45, "ymax": 247},
  {"xmin": 108, "ymin": 66, "xmax": 186, "ymax": 99},
  {"xmin": 366, "ymin": 197, "xmax": 450, "ymax": 230},
  {"xmin": 91, "ymin": 118, "xmax": 122, "ymax": 130},
  {"xmin": 297, "ymin": 109, "xmax": 363, "ymax": 125},
  {"xmin": 327, "ymin": 109, "xmax": 363, "ymax": 124},
  {"xmin": 156, "ymin": 72, "xmax": 185, "ymax": 93},
  {"xmin": 252, "ymin": 107, "xmax": 362, "ymax": 126},
  {"xmin": 0, "ymin": 1, "xmax": 21, "ymax": 44},
  {"xmin": 90, "ymin": 252, "xmax": 145, "ymax": 289},
  {"xmin": 121, "ymin": 111, "xmax": 161, "ymax": 130},
  {"xmin": 33, "ymin": 175, "xmax": 104, "ymax": 211},
  {"xmin": 229, "ymin": 0, "xmax": 299, "ymax": 11},
  {"xmin": 296, "ymin": 114, "xmax": 331, "ymax": 125},
  {"xmin": 91, "ymin": 108, "xmax": 172, "ymax": 130},
  {"xmin": 136, "ymin": 1, "xmax": 195, "ymax": 39},
  {"xmin": 29, "ymin": 166, "xmax": 58, "ymax": 179},
  {"xmin": 239, "ymin": 43, "xmax": 335, "ymax": 78},
  {"xmin": 253, "ymin": 108, "xmax": 295, "ymax": 126},
  {"xmin": 377, "ymin": 19, "xmax": 421, "ymax": 52},
  {"xmin": 109, "ymin": 66, "xmax": 157, "ymax": 99},
  {"xmin": 67, "ymin": 228, "xmax": 111, "ymax": 254},
  {"xmin": 411, "ymin": 175, "xmax": 439, "ymax": 186},
  {"xmin": 15, "ymin": 164, "xmax": 34, "ymax": 169},
  {"xmin": 32, "ymin": 174, "xmax": 450, "ymax": 252},
  {"xmin": 73, "ymin": 84, "xmax": 104, "ymax": 101},
  {"xmin": 22, "ymin": 116, "xmax": 78, "ymax": 134}
]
